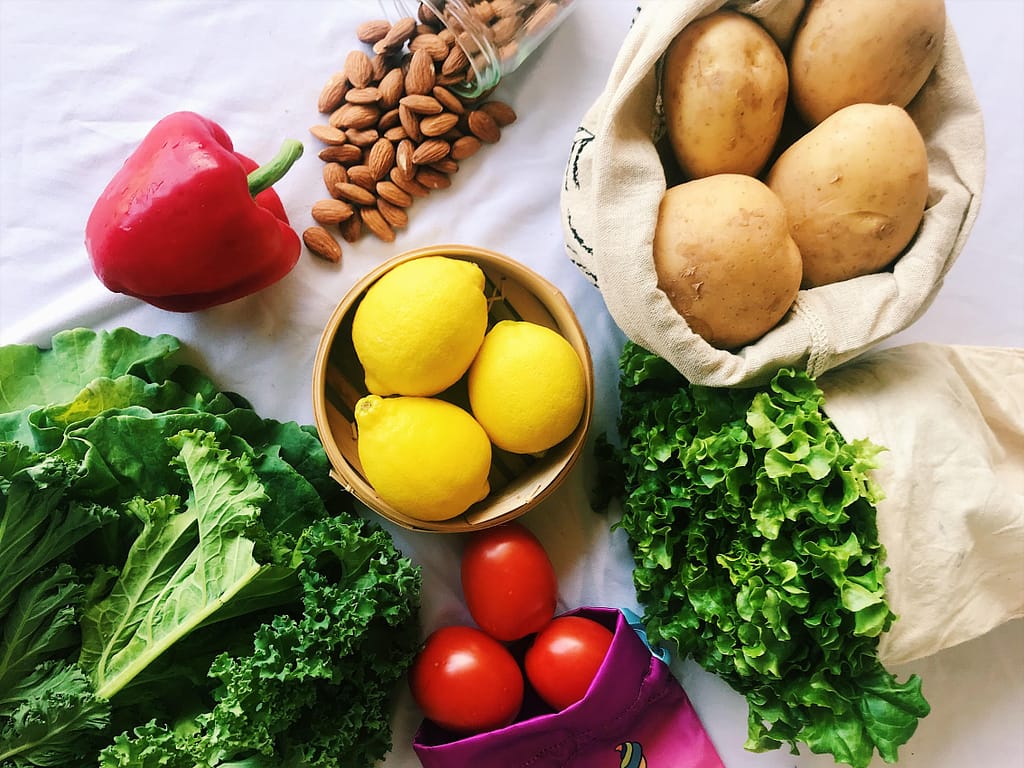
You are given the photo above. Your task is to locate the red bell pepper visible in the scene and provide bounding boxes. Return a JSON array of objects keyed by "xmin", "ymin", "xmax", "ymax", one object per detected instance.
[{"xmin": 85, "ymin": 111, "xmax": 304, "ymax": 312}]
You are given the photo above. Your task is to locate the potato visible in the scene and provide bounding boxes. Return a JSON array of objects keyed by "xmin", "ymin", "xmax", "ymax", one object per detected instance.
[
  {"xmin": 662, "ymin": 10, "xmax": 789, "ymax": 179},
  {"xmin": 653, "ymin": 174, "xmax": 802, "ymax": 349},
  {"xmin": 789, "ymin": 0, "xmax": 946, "ymax": 126},
  {"xmin": 766, "ymin": 103, "xmax": 929, "ymax": 288}
]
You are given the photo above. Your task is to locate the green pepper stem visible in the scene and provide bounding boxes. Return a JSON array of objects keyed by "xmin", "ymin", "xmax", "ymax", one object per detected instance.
[{"xmin": 247, "ymin": 139, "xmax": 304, "ymax": 197}]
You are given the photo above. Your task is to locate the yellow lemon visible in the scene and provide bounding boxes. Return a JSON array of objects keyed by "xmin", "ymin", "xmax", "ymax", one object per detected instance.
[
  {"xmin": 351, "ymin": 256, "xmax": 488, "ymax": 396},
  {"xmin": 467, "ymin": 320, "xmax": 587, "ymax": 455},
  {"xmin": 354, "ymin": 394, "xmax": 491, "ymax": 522}
]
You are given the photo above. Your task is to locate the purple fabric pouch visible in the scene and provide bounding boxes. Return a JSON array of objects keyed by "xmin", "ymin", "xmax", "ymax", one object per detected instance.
[{"xmin": 412, "ymin": 607, "xmax": 724, "ymax": 768}]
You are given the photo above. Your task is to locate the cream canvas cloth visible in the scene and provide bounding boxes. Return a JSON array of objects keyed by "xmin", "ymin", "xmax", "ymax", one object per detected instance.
[
  {"xmin": 818, "ymin": 344, "xmax": 1024, "ymax": 665},
  {"xmin": 560, "ymin": 0, "xmax": 986, "ymax": 387}
]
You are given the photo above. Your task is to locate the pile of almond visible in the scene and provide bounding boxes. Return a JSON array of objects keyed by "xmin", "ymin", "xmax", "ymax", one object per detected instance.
[{"xmin": 303, "ymin": 7, "xmax": 518, "ymax": 263}]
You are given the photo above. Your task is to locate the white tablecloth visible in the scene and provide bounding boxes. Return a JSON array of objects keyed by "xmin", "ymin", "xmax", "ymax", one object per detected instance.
[{"xmin": 1, "ymin": 1, "xmax": 1021, "ymax": 766}]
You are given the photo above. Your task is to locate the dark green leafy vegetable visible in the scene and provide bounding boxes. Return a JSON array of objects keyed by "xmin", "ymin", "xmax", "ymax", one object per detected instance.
[
  {"xmin": 0, "ymin": 328, "xmax": 421, "ymax": 768},
  {"xmin": 612, "ymin": 342, "xmax": 929, "ymax": 768}
]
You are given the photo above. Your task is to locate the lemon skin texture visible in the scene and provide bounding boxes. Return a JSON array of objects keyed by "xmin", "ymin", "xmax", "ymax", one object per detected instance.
[
  {"xmin": 467, "ymin": 320, "xmax": 587, "ymax": 455},
  {"xmin": 351, "ymin": 256, "xmax": 488, "ymax": 396},
  {"xmin": 355, "ymin": 394, "xmax": 492, "ymax": 522}
]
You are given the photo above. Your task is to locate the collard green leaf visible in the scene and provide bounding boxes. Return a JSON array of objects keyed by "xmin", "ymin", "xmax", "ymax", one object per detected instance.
[
  {"xmin": 79, "ymin": 430, "xmax": 270, "ymax": 701},
  {"xmin": 0, "ymin": 328, "xmax": 180, "ymax": 420}
]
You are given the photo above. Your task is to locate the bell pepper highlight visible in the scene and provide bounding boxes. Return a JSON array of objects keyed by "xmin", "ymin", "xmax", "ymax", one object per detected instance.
[{"xmin": 85, "ymin": 111, "xmax": 304, "ymax": 312}]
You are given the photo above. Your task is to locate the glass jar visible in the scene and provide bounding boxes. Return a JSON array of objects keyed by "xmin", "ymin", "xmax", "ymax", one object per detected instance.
[{"xmin": 382, "ymin": 0, "xmax": 578, "ymax": 99}]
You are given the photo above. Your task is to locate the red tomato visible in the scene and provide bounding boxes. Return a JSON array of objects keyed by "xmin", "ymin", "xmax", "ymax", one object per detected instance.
[
  {"xmin": 524, "ymin": 615, "xmax": 614, "ymax": 711},
  {"xmin": 409, "ymin": 625, "xmax": 524, "ymax": 734},
  {"xmin": 460, "ymin": 522, "xmax": 558, "ymax": 642}
]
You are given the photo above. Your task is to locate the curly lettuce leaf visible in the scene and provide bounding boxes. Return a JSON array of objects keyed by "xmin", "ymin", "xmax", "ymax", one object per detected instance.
[{"xmin": 614, "ymin": 342, "xmax": 928, "ymax": 768}]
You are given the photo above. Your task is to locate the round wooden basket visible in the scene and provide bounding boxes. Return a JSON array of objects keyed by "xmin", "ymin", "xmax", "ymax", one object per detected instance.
[{"xmin": 311, "ymin": 244, "xmax": 595, "ymax": 533}]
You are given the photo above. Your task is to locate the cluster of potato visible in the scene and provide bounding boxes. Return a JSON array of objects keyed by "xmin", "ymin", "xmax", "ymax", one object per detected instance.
[{"xmin": 654, "ymin": 0, "xmax": 946, "ymax": 350}]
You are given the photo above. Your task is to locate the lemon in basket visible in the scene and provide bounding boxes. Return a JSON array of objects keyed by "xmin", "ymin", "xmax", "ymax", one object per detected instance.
[
  {"xmin": 351, "ymin": 256, "xmax": 488, "ymax": 396},
  {"xmin": 354, "ymin": 394, "xmax": 492, "ymax": 522},
  {"xmin": 468, "ymin": 320, "xmax": 587, "ymax": 455}
]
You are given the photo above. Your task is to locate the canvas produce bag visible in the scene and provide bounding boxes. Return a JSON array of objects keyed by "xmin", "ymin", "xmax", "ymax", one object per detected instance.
[
  {"xmin": 560, "ymin": 0, "xmax": 985, "ymax": 388},
  {"xmin": 412, "ymin": 607, "xmax": 724, "ymax": 768},
  {"xmin": 818, "ymin": 343, "xmax": 1024, "ymax": 666}
]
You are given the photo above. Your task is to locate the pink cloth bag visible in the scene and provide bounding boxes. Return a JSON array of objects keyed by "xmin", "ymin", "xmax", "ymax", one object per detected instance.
[{"xmin": 412, "ymin": 607, "xmax": 723, "ymax": 768}]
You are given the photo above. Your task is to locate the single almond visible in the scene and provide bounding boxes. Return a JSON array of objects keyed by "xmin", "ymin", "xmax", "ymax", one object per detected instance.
[
  {"xmin": 418, "ymin": 3, "xmax": 439, "ymax": 24},
  {"xmin": 441, "ymin": 44, "xmax": 469, "ymax": 76},
  {"xmin": 378, "ymin": 68, "xmax": 405, "ymax": 109},
  {"xmin": 347, "ymin": 165, "xmax": 378, "ymax": 191},
  {"xmin": 396, "ymin": 138, "xmax": 416, "ymax": 176},
  {"xmin": 450, "ymin": 134, "xmax": 482, "ymax": 160},
  {"xmin": 345, "ymin": 127, "xmax": 380, "ymax": 147},
  {"xmin": 390, "ymin": 168, "xmax": 431, "ymax": 197},
  {"xmin": 491, "ymin": 16, "xmax": 518, "ymax": 45},
  {"xmin": 398, "ymin": 104, "xmax": 423, "ymax": 142},
  {"xmin": 356, "ymin": 19, "xmax": 391, "ymax": 44},
  {"xmin": 419, "ymin": 112, "xmax": 460, "ymax": 138},
  {"xmin": 411, "ymin": 139, "xmax": 451, "ymax": 165},
  {"xmin": 317, "ymin": 72, "xmax": 349, "ymax": 114},
  {"xmin": 376, "ymin": 180, "xmax": 414, "ymax": 208},
  {"xmin": 374, "ymin": 16, "xmax": 416, "ymax": 53},
  {"xmin": 371, "ymin": 54, "xmax": 389, "ymax": 82},
  {"xmin": 376, "ymin": 198, "xmax": 410, "ymax": 229},
  {"xmin": 379, "ymin": 107, "xmax": 402, "ymax": 131},
  {"xmin": 303, "ymin": 226, "xmax": 342, "ymax": 263},
  {"xmin": 361, "ymin": 205, "xmax": 396, "ymax": 243},
  {"xmin": 400, "ymin": 94, "xmax": 444, "ymax": 115},
  {"xmin": 334, "ymin": 181, "xmax": 377, "ymax": 206},
  {"xmin": 410, "ymin": 32, "xmax": 450, "ymax": 61},
  {"xmin": 345, "ymin": 50, "xmax": 374, "ymax": 88},
  {"xmin": 467, "ymin": 109, "xmax": 501, "ymax": 143},
  {"xmin": 480, "ymin": 100, "xmax": 517, "ymax": 127},
  {"xmin": 432, "ymin": 85, "xmax": 465, "ymax": 115},
  {"xmin": 323, "ymin": 162, "xmax": 349, "ymax": 193},
  {"xmin": 345, "ymin": 86, "xmax": 382, "ymax": 105},
  {"xmin": 383, "ymin": 125, "xmax": 408, "ymax": 142},
  {"xmin": 428, "ymin": 158, "xmax": 459, "ymax": 175},
  {"xmin": 416, "ymin": 166, "xmax": 452, "ymax": 190},
  {"xmin": 309, "ymin": 124, "xmax": 348, "ymax": 145},
  {"xmin": 330, "ymin": 103, "xmax": 380, "ymax": 130},
  {"xmin": 471, "ymin": 1, "xmax": 496, "ymax": 22},
  {"xmin": 311, "ymin": 198, "xmax": 355, "ymax": 225},
  {"xmin": 340, "ymin": 210, "xmax": 363, "ymax": 243},
  {"xmin": 437, "ymin": 72, "xmax": 470, "ymax": 88},
  {"xmin": 492, "ymin": 0, "xmax": 519, "ymax": 17},
  {"xmin": 405, "ymin": 48, "xmax": 436, "ymax": 96},
  {"xmin": 526, "ymin": 2, "xmax": 560, "ymax": 35},
  {"xmin": 438, "ymin": 28, "xmax": 456, "ymax": 46},
  {"xmin": 367, "ymin": 138, "xmax": 396, "ymax": 180},
  {"xmin": 318, "ymin": 144, "xmax": 363, "ymax": 164}
]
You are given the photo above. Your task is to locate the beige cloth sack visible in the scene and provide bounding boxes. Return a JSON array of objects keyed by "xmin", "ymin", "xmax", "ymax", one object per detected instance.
[
  {"xmin": 817, "ymin": 343, "xmax": 1024, "ymax": 665},
  {"xmin": 560, "ymin": 0, "xmax": 986, "ymax": 387}
]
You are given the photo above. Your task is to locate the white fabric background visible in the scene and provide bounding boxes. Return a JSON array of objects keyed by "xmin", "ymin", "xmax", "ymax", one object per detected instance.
[{"xmin": 0, "ymin": 1, "xmax": 1021, "ymax": 766}]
